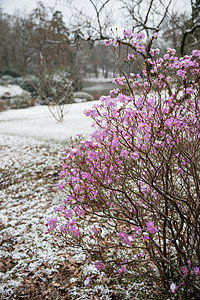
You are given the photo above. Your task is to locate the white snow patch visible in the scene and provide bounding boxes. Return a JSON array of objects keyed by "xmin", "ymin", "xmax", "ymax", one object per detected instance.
[{"xmin": 0, "ymin": 84, "xmax": 25, "ymax": 97}]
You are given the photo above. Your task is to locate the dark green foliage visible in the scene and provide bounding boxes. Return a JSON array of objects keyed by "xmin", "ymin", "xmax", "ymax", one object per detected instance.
[{"xmin": 0, "ymin": 68, "xmax": 20, "ymax": 78}]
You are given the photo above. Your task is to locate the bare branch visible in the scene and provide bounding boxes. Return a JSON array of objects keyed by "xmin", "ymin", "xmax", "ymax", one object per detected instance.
[
  {"xmin": 144, "ymin": 0, "xmax": 154, "ymax": 26},
  {"xmin": 181, "ymin": 23, "xmax": 200, "ymax": 55}
]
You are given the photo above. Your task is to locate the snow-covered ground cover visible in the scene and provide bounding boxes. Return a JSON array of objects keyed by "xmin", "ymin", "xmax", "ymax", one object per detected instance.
[
  {"xmin": 0, "ymin": 85, "xmax": 25, "ymax": 98},
  {"xmin": 0, "ymin": 135, "xmax": 65, "ymax": 297},
  {"xmin": 0, "ymin": 102, "xmax": 98, "ymax": 298}
]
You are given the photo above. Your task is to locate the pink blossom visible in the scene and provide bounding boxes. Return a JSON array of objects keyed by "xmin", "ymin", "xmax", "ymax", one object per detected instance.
[
  {"xmin": 60, "ymin": 224, "xmax": 66, "ymax": 231},
  {"xmin": 153, "ymin": 32, "xmax": 158, "ymax": 38},
  {"xmin": 182, "ymin": 266, "xmax": 189, "ymax": 275},
  {"xmin": 118, "ymin": 266, "xmax": 128, "ymax": 274},
  {"xmin": 113, "ymin": 38, "xmax": 118, "ymax": 47},
  {"xmin": 46, "ymin": 217, "xmax": 57, "ymax": 230},
  {"xmin": 149, "ymin": 48, "xmax": 160, "ymax": 56},
  {"xmin": 119, "ymin": 232, "xmax": 135, "ymax": 247},
  {"xmin": 193, "ymin": 266, "xmax": 199, "ymax": 276},
  {"xmin": 187, "ymin": 259, "xmax": 191, "ymax": 266},
  {"xmin": 134, "ymin": 226, "xmax": 142, "ymax": 234},
  {"xmin": 104, "ymin": 38, "xmax": 113, "ymax": 46},
  {"xmin": 164, "ymin": 53, "xmax": 169, "ymax": 60},
  {"xmin": 135, "ymin": 32, "xmax": 145, "ymax": 40},
  {"xmin": 93, "ymin": 225, "xmax": 98, "ymax": 233},
  {"xmin": 177, "ymin": 69, "xmax": 187, "ymax": 79},
  {"xmin": 95, "ymin": 261, "xmax": 106, "ymax": 271},
  {"xmin": 146, "ymin": 220, "xmax": 159, "ymax": 234},
  {"xmin": 58, "ymin": 182, "xmax": 65, "ymax": 191},
  {"xmin": 68, "ymin": 225, "xmax": 76, "ymax": 233},
  {"xmin": 64, "ymin": 209, "xmax": 73, "ymax": 218},
  {"xmin": 127, "ymin": 53, "xmax": 135, "ymax": 60},
  {"xmin": 186, "ymin": 87, "xmax": 194, "ymax": 95},
  {"xmin": 136, "ymin": 45, "xmax": 145, "ymax": 53},
  {"xmin": 192, "ymin": 49, "xmax": 200, "ymax": 57},
  {"xmin": 141, "ymin": 234, "xmax": 149, "ymax": 241},
  {"xmin": 167, "ymin": 48, "xmax": 176, "ymax": 55},
  {"xmin": 123, "ymin": 29, "xmax": 132, "ymax": 38},
  {"xmin": 120, "ymin": 149, "xmax": 129, "ymax": 158}
]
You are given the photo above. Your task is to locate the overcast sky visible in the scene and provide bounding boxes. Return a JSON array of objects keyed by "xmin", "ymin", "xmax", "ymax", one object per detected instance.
[
  {"xmin": 3, "ymin": 0, "xmax": 62, "ymax": 14},
  {"xmin": 1, "ymin": 0, "xmax": 192, "ymax": 29},
  {"xmin": 1, "ymin": 0, "xmax": 95, "ymax": 24}
]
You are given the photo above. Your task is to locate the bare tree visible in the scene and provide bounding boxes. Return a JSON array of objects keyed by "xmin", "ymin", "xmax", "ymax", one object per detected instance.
[
  {"xmin": 119, "ymin": 0, "xmax": 200, "ymax": 55},
  {"xmin": 180, "ymin": 0, "xmax": 200, "ymax": 55},
  {"xmin": 65, "ymin": 0, "xmax": 114, "ymax": 43},
  {"xmin": 64, "ymin": 0, "xmax": 199, "ymax": 56},
  {"xmin": 11, "ymin": 12, "xmax": 35, "ymax": 75},
  {"xmin": 35, "ymin": 70, "xmax": 74, "ymax": 123},
  {"xmin": 160, "ymin": 1, "xmax": 200, "ymax": 55},
  {"xmin": 120, "ymin": 0, "xmax": 172, "ymax": 37},
  {"xmin": 0, "ymin": 7, "xmax": 13, "ymax": 72}
]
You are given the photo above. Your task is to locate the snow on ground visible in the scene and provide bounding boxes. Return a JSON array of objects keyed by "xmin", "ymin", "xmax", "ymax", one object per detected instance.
[
  {"xmin": 0, "ymin": 101, "xmax": 98, "ymax": 141},
  {"xmin": 84, "ymin": 76, "xmax": 114, "ymax": 82},
  {"xmin": 0, "ymin": 102, "xmax": 98, "ymax": 298},
  {"xmin": 0, "ymin": 135, "xmax": 65, "ymax": 296}
]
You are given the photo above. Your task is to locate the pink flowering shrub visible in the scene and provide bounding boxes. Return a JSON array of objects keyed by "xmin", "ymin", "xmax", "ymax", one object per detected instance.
[{"xmin": 46, "ymin": 31, "xmax": 200, "ymax": 298}]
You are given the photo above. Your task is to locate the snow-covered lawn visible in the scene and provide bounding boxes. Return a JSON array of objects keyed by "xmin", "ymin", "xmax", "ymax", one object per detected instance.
[
  {"xmin": 0, "ymin": 102, "xmax": 97, "ymax": 141},
  {"xmin": 0, "ymin": 102, "xmax": 97, "ymax": 298}
]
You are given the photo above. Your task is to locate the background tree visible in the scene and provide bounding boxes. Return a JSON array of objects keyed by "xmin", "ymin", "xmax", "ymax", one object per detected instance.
[
  {"xmin": 10, "ymin": 12, "xmax": 35, "ymax": 75},
  {"xmin": 180, "ymin": 0, "xmax": 200, "ymax": 55},
  {"xmin": 162, "ymin": 0, "xmax": 200, "ymax": 55},
  {"xmin": 0, "ymin": 7, "xmax": 14, "ymax": 74},
  {"xmin": 66, "ymin": 0, "xmax": 114, "ymax": 42},
  {"xmin": 66, "ymin": 0, "xmax": 200, "ymax": 57},
  {"xmin": 1, "ymin": 0, "xmax": 199, "ymax": 86}
]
